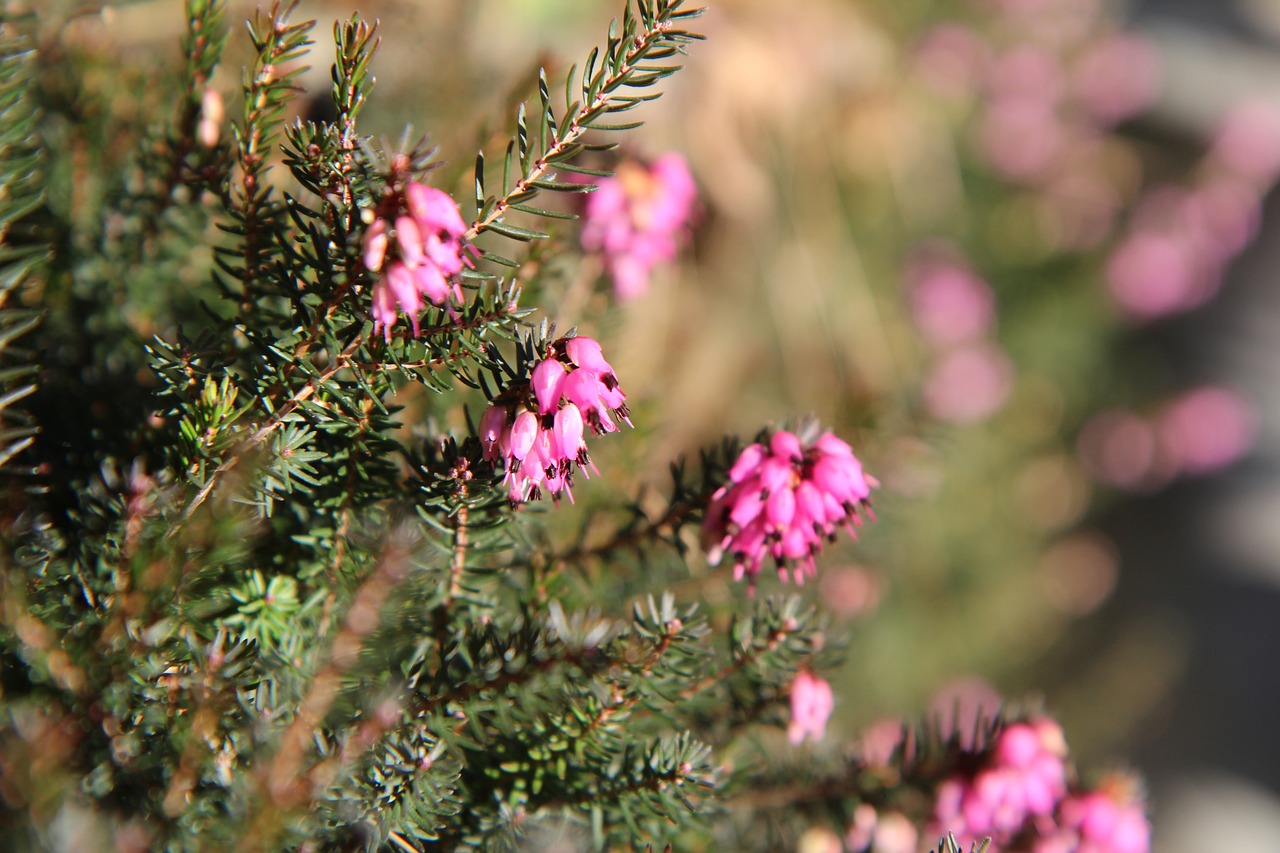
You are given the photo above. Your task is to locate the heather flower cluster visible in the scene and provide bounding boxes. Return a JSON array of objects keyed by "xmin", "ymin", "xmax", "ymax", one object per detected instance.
[
  {"xmin": 933, "ymin": 718, "xmax": 1069, "ymax": 844},
  {"xmin": 1106, "ymin": 101, "xmax": 1280, "ymax": 320},
  {"xmin": 702, "ymin": 428, "xmax": 875, "ymax": 592},
  {"xmin": 1077, "ymin": 385, "xmax": 1256, "ymax": 491},
  {"xmin": 480, "ymin": 336, "xmax": 631, "ymax": 504},
  {"xmin": 362, "ymin": 180, "xmax": 473, "ymax": 340},
  {"xmin": 580, "ymin": 152, "xmax": 697, "ymax": 300},
  {"xmin": 1034, "ymin": 778, "xmax": 1150, "ymax": 853},
  {"xmin": 927, "ymin": 717, "xmax": 1152, "ymax": 853}
]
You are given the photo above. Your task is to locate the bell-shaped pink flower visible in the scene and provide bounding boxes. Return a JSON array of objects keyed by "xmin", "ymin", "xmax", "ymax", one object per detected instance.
[{"xmin": 532, "ymin": 359, "xmax": 568, "ymax": 416}]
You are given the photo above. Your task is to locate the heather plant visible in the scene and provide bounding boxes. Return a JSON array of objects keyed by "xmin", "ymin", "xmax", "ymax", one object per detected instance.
[{"xmin": 0, "ymin": 0, "xmax": 1182, "ymax": 851}]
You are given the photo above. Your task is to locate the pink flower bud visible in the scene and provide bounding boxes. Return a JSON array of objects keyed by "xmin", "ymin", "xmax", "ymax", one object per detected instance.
[
  {"xmin": 787, "ymin": 671, "xmax": 834, "ymax": 745},
  {"xmin": 395, "ymin": 216, "xmax": 425, "ymax": 267},
  {"xmin": 413, "ymin": 263, "xmax": 451, "ymax": 308},
  {"xmin": 565, "ymin": 336, "xmax": 611, "ymax": 374},
  {"xmin": 479, "ymin": 406, "xmax": 507, "ymax": 459},
  {"xmin": 766, "ymin": 485, "xmax": 796, "ymax": 529},
  {"xmin": 531, "ymin": 359, "xmax": 568, "ymax": 416},
  {"xmin": 553, "ymin": 403, "xmax": 586, "ymax": 462},
  {"xmin": 406, "ymin": 183, "xmax": 468, "ymax": 237},
  {"xmin": 770, "ymin": 430, "xmax": 803, "ymax": 461},
  {"xmin": 363, "ymin": 218, "xmax": 388, "ymax": 272},
  {"xmin": 508, "ymin": 411, "xmax": 538, "ymax": 462}
]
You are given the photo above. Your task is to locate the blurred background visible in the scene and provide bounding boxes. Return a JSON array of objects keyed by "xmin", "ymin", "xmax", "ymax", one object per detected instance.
[{"xmin": 36, "ymin": 0, "xmax": 1280, "ymax": 848}]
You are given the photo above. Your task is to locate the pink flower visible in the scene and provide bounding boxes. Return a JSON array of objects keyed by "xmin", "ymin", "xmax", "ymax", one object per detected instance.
[
  {"xmin": 979, "ymin": 96, "xmax": 1066, "ymax": 182},
  {"xmin": 913, "ymin": 24, "xmax": 989, "ymax": 100},
  {"xmin": 787, "ymin": 671, "xmax": 834, "ymax": 745},
  {"xmin": 1035, "ymin": 777, "xmax": 1151, "ymax": 853},
  {"xmin": 1071, "ymin": 33, "xmax": 1159, "ymax": 127},
  {"xmin": 923, "ymin": 343, "xmax": 1015, "ymax": 424},
  {"xmin": 933, "ymin": 718, "xmax": 1069, "ymax": 847},
  {"xmin": 845, "ymin": 806, "xmax": 918, "ymax": 853},
  {"xmin": 479, "ymin": 335, "xmax": 629, "ymax": 504},
  {"xmin": 1158, "ymin": 386, "xmax": 1256, "ymax": 475},
  {"xmin": 363, "ymin": 181, "xmax": 473, "ymax": 341},
  {"xmin": 580, "ymin": 152, "xmax": 696, "ymax": 300},
  {"xmin": 908, "ymin": 259, "xmax": 996, "ymax": 348},
  {"xmin": 1210, "ymin": 101, "xmax": 1280, "ymax": 189},
  {"xmin": 702, "ymin": 428, "xmax": 875, "ymax": 593},
  {"xmin": 1105, "ymin": 229, "xmax": 1217, "ymax": 320}
]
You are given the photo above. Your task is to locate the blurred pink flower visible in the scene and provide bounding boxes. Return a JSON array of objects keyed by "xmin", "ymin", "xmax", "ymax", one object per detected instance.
[
  {"xmin": 1072, "ymin": 33, "xmax": 1159, "ymax": 126},
  {"xmin": 1180, "ymin": 177, "xmax": 1262, "ymax": 261},
  {"xmin": 869, "ymin": 812, "xmax": 918, "ymax": 853},
  {"xmin": 930, "ymin": 677, "xmax": 1003, "ymax": 752},
  {"xmin": 580, "ymin": 152, "xmax": 696, "ymax": 300},
  {"xmin": 908, "ymin": 260, "xmax": 996, "ymax": 348},
  {"xmin": 1077, "ymin": 409, "xmax": 1159, "ymax": 490},
  {"xmin": 480, "ymin": 336, "xmax": 630, "ymax": 504},
  {"xmin": 858, "ymin": 717, "xmax": 907, "ymax": 768},
  {"xmin": 979, "ymin": 97, "xmax": 1067, "ymax": 182},
  {"xmin": 817, "ymin": 565, "xmax": 881, "ymax": 619},
  {"xmin": 1038, "ymin": 169, "xmax": 1121, "ymax": 251},
  {"xmin": 1210, "ymin": 101, "xmax": 1280, "ymax": 188},
  {"xmin": 1158, "ymin": 386, "xmax": 1256, "ymax": 475},
  {"xmin": 1035, "ymin": 777, "xmax": 1151, "ymax": 853},
  {"xmin": 848, "ymin": 808, "xmax": 919, "ymax": 853},
  {"xmin": 914, "ymin": 24, "xmax": 989, "ymax": 99},
  {"xmin": 923, "ymin": 343, "xmax": 1015, "ymax": 423},
  {"xmin": 933, "ymin": 718, "xmax": 1069, "ymax": 846},
  {"xmin": 787, "ymin": 671, "xmax": 835, "ymax": 745},
  {"xmin": 845, "ymin": 803, "xmax": 878, "ymax": 852},
  {"xmin": 1104, "ymin": 230, "xmax": 1217, "ymax": 319},
  {"xmin": 702, "ymin": 430, "xmax": 876, "ymax": 592},
  {"xmin": 986, "ymin": 46, "xmax": 1065, "ymax": 106}
]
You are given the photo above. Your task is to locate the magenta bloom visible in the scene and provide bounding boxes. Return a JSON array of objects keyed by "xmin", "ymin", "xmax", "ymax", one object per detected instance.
[
  {"xmin": 1158, "ymin": 386, "xmax": 1256, "ymax": 475},
  {"xmin": 363, "ymin": 181, "xmax": 472, "ymax": 341},
  {"xmin": 580, "ymin": 152, "xmax": 696, "ymax": 300},
  {"xmin": 908, "ymin": 260, "xmax": 996, "ymax": 348},
  {"xmin": 702, "ymin": 428, "xmax": 875, "ymax": 593},
  {"xmin": 479, "ymin": 335, "xmax": 631, "ymax": 504},
  {"xmin": 1071, "ymin": 33, "xmax": 1159, "ymax": 127},
  {"xmin": 787, "ymin": 671, "xmax": 834, "ymax": 745},
  {"xmin": 933, "ymin": 718, "xmax": 1069, "ymax": 846},
  {"xmin": 1035, "ymin": 778, "xmax": 1151, "ymax": 853},
  {"xmin": 923, "ymin": 343, "xmax": 1015, "ymax": 424}
]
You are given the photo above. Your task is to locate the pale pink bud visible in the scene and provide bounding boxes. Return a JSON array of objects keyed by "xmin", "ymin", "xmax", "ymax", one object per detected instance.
[
  {"xmin": 479, "ymin": 406, "xmax": 507, "ymax": 459},
  {"xmin": 198, "ymin": 88, "xmax": 224, "ymax": 148},
  {"xmin": 371, "ymin": 280, "xmax": 398, "ymax": 341},
  {"xmin": 395, "ymin": 216, "xmax": 425, "ymax": 267},
  {"xmin": 413, "ymin": 263, "xmax": 451, "ymax": 307},
  {"xmin": 363, "ymin": 218, "xmax": 388, "ymax": 272},
  {"xmin": 386, "ymin": 262, "xmax": 422, "ymax": 335}
]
